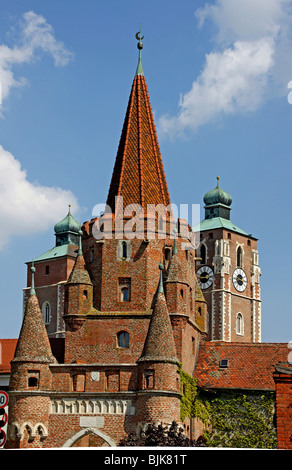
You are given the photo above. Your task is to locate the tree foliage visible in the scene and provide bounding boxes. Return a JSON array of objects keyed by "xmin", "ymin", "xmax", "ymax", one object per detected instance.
[{"xmin": 118, "ymin": 421, "xmax": 206, "ymax": 447}]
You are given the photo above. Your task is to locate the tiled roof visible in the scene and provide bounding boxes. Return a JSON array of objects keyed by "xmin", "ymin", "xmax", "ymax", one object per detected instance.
[
  {"xmin": 0, "ymin": 339, "xmax": 17, "ymax": 373},
  {"xmin": 194, "ymin": 341, "xmax": 289, "ymax": 391},
  {"xmin": 12, "ymin": 293, "xmax": 57, "ymax": 364},
  {"xmin": 106, "ymin": 72, "xmax": 171, "ymax": 213}
]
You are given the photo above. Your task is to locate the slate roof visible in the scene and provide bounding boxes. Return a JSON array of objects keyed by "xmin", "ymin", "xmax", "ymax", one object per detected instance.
[{"xmin": 194, "ymin": 341, "xmax": 289, "ymax": 391}]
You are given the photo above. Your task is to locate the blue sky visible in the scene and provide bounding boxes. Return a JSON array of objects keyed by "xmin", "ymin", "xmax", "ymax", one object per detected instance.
[{"xmin": 0, "ymin": 0, "xmax": 291, "ymax": 343}]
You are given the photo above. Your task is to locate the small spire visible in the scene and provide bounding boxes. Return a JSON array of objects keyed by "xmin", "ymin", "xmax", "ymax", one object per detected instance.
[
  {"xmin": 68, "ymin": 204, "xmax": 71, "ymax": 214},
  {"xmin": 173, "ymin": 225, "xmax": 178, "ymax": 254},
  {"xmin": 135, "ymin": 29, "xmax": 144, "ymax": 76},
  {"xmin": 30, "ymin": 263, "xmax": 36, "ymax": 296},
  {"xmin": 157, "ymin": 261, "xmax": 164, "ymax": 293},
  {"xmin": 78, "ymin": 229, "xmax": 83, "ymax": 256},
  {"xmin": 217, "ymin": 176, "xmax": 220, "ymax": 187}
]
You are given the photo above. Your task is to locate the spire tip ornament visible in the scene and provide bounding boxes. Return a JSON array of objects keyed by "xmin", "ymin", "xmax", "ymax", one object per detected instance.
[
  {"xmin": 135, "ymin": 29, "xmax": 144, "ymax": 76},
  {"xmin": 30, "ymin": 262, "xmax": 36, "ymax": 296}
]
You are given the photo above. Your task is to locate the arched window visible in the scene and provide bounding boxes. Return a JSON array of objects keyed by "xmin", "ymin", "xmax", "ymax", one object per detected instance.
[
  {"xmin": 42, "ymin": 301, "xmax": 51, "ymax": 325},
  {"xmin": 119, "ymin": 278, "xmax": 131, "ymax": 302},
  {"xmin": 117, "ymin": 331, "xmax": 129, "ymax": 348},
  {"xmin": 121, "ymin": 286, "xmax": 129, "ymax": 302},
  {"xmin": 237, "ymin": 246, "xmax": 243, "ymax": 268},
  {"xmin": 236, "ymin": 313, "xmax": 243, "ymax": 335},
  {"xmin": 200, "ymin": 244, "xmax": 206, "ymax": 264}
]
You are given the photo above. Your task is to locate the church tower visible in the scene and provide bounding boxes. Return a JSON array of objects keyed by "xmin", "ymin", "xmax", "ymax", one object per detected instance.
[
  {"xmin": 196, "ymin": 177, "xmax": 261, "ymax": 342},
  {"xmin": 24, "ymin": 207, "xmax": 81, "ymax": 338}
]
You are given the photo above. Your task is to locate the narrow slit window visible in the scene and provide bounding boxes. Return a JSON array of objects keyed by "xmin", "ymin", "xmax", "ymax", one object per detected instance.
[
  {"xmin": 236, "ymin": 313, "xmax": 244, "ymax": 335},
  {"xmin": 237, "ymin": 246, "xmax": 243, "ymax": 268},
  {"xmin": 200, "ymin": 244, "xmax": 206, "ymax": 264},
  {"xmin": 122, "ymin": 241, "xmax": 127, "ymax": 259}
]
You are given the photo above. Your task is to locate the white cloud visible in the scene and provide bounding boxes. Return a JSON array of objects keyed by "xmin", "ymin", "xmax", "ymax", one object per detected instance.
[
  {"xmin": 0, "ymin": 10, "xmax": 73, "ymax": 107},
  {"xmin": 159, "ymin": 37, "xmax": 275, "ymax": 137},
  {"xmin": 0, "ymin": 12, "xmax": 78, "ymax": 250},
  {"xmin": 21, "ymin": 11, "xmax": 73, "ymax": 67},
  {"xmin": 195, "ymin": 0, "xmax": 285, "ymax": 43},
  {"xmin": 158, "ymin": 0, "xmax": 292, "ymax": 137},
  {"xmin": 0, "ymin": 145, "xmax": 79, "ymax": 250}
]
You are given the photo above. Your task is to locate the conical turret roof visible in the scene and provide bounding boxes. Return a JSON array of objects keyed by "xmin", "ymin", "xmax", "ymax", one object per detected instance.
[
  {"xmin": 12, "ymin": 266, "xmax": 56, "ymax": 364},
  {"xmin": 138, "ymin": 264, "xmax": 178, "ymax": 363},
  {"xmin": 67, "ymin": 231, "xmax": 92, "ymax": 286}
]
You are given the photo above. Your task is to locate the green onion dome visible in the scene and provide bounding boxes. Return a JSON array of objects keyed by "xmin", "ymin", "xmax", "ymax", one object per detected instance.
[
  {"xmin": 203, "ymin": 177, "xmax": 232, "ymax": 207},
  {"xmin": 54, "ymin": 205, "xmax": 81, "ymax": 235}
]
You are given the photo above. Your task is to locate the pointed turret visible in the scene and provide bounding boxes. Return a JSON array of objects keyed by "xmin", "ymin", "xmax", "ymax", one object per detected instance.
[
  {"xmin": 66, "ymin": 230, "xmax": 92, "ymax": 286},
  {"xmin": 136, "ymin": 263, "xmax": 181, "ymax": 426},
  {"xmin": 12, "ymin": 265, "xmax": 56, "ymax": 365},
  {"xmin": 139, "ymin": 262, "xmax": 178, "ymax": 363},
  {"xmin": 106, "ymin": 33, "xmax": 171, "ymax": 213},
  {"xmin": 64, "ymin": 230, "xmax": 93, "ymax": 317}
]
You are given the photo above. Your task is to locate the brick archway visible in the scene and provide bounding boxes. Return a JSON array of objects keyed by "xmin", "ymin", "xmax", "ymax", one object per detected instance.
[{"xmin": 62, "ymin": 428, "xmax": 116, "ymax": 447}]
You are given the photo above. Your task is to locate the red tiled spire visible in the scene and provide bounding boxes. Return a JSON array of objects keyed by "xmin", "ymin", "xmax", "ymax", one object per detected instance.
[{"xmin": 106, "ymin": 40, "xmax": 171, "ymax": 213}]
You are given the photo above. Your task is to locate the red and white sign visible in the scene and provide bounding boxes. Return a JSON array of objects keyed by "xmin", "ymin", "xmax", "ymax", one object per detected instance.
[
  {"xmin": 0, "ymin": 409, "xmax": 7, "ymax": 427},
  {"xmin": 0, "ymin": 429, "xmax": 6, "ymax": 447},
  {"xmin": 0, "ymin": 391, "xmax": 8, "ymax": 408},
  {"xmin": 0, "ymin": 391, "xmax": 9, "ymax": 447}
]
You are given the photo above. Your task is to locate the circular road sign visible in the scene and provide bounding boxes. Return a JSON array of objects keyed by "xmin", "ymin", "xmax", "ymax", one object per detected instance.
[
  {"xmin": 0, "ymin": 429, "xmax": 6, "ymax": 447},
  {"xmin": 0, "ymin": 408, "xmax": 7, "ymax": 427},
  {"xmin": 0, "ymin": 391, "xmax": 9, "ymax": 408}
]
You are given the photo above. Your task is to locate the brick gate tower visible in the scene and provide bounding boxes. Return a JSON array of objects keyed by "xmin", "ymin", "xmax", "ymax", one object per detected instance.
[
  {"xmin": 196, "ymin": 177, "xmax": 261, "ymax": 342},
  {"xmin": 6, "ymin": 34, "xmax": 207, "ymax": 448}
]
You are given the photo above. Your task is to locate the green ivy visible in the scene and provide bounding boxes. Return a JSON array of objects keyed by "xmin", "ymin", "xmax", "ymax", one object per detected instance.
[
  {"xmin": 179, "ymin": 367, "xmax": 197, "ymax": 422},
  {"xmin": 179, "ymin": 367, "xmax": 277, "ymax": 448},
  {"xmin": 199, "ymin": 390, "xmax": 277, "ymax": 448}
]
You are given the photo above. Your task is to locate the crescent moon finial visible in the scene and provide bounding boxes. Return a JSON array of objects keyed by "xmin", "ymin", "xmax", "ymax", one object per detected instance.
[{"xmin": 135, "ymin": 28, "xmax": 144, "ymax": 49}]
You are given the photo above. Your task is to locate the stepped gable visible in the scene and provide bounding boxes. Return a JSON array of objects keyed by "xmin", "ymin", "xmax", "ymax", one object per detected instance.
[
  {"xmin": 138, "ymin": 264, "xmax": 178, "ymax": 363},
  {"xmin": 12, "ymin": 265, "xmax": 56, "ymax": 364},
  {"xmin": 194, "ymin": 341, "xmax": 288, "ymax": 391},
  {"xmin": 106, "ymin": 37, "xmax": 171, "ymax": 214}
]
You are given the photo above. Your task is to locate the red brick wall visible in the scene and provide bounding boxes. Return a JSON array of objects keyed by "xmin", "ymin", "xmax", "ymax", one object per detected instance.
[
  {"xmin": 274, "ymin": 366, "xmax": 292, "ymax": 449},
  {"xmin": 27, "ymin": 257, "xmax": 76, "ymax": 287}
]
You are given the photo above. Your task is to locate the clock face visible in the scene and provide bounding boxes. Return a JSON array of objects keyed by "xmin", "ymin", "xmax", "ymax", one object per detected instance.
[
  {"xmin": 232, "ymin": 268, "xmax": 247, "ymax": 292},
  {"xmin": 197, "ymin": 266, "xmax": 214, "ymax": 290}
]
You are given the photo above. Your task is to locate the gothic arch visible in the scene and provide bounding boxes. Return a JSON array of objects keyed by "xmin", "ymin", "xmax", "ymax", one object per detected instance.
[{"xmin": 62, "ymin": 427, "xmax": 116, "ymax": 447}]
